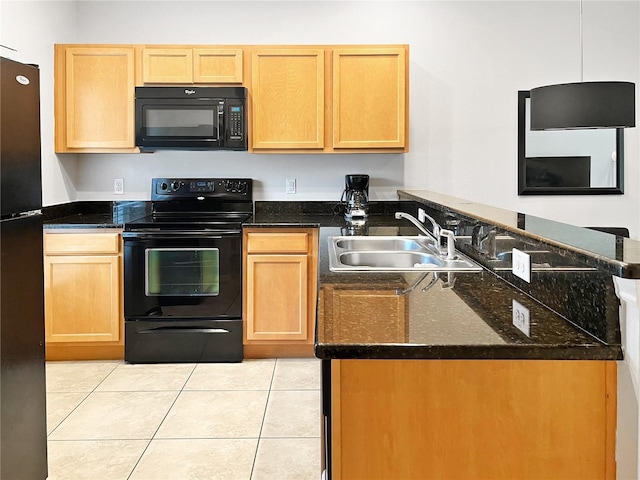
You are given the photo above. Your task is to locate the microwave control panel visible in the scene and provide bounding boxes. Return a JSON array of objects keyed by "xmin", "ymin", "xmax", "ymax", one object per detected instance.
[{"xmin": 229, "ymin": 105, "xmax": 244, "ymax": 140}]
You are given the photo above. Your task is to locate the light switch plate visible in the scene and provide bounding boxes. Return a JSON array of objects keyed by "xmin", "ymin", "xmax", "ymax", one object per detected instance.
[
  {"xmin": 512, "ymin": 248, "xmax": 531, "ymax": 283},
  {"xmin": 512, "ymin": 299, "xmax": 531, "ymax": 337}
]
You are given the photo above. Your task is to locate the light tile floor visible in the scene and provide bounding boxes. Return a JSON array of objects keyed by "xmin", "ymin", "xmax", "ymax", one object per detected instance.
[{"xmin": 46, "ymin": 358, "xmax": 322, "ymax": 480}]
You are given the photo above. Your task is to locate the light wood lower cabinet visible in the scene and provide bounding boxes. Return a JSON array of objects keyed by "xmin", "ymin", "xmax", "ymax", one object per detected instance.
[
  {"xmin": 44, "ymin": 232, "xmax": 124, "ymax": 360},
  {"xmin": 328, "ymin": 359, "xmax": 617, "ymax": 480},
  {"xmin": 243, "ymin": 228, "xmax": 318, "ymax": 358}
]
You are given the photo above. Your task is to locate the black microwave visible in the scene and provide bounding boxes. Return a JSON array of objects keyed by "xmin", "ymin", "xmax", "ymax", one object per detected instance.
[{"xmin": 135, "ymin": 86, "xmax": 247, "ymax": 151}]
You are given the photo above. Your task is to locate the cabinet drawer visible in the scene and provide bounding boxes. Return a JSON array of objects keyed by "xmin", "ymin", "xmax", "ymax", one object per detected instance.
[
  {"xmin": 246, "ymin": 232, "xmax": 309, "ymax": 254},
  {"xmin": 44, "ymin": 232, "xmax": 120, "ymax": 255}
]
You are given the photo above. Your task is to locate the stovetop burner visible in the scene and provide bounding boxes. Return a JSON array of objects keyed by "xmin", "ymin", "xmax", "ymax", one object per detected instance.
[{"xmin": 125, "ymin": 177, "xmax": 253, "ymax": 231}]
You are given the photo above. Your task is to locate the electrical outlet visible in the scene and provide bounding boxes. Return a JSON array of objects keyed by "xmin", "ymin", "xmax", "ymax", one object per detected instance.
[
  {"xmin": 285, "ymin": 178, "xmax": 296, "ymax": 194},
  {"xmin": 512, "ymin": 248, "xmax": 531, "ymax": 283},
  {"xmin": 114, "ymin": 178, "xmax": 124, "ymax": 195},
  {"xmin": 512, "ymin": 299, "xmax": 531, "ymax": 337}
]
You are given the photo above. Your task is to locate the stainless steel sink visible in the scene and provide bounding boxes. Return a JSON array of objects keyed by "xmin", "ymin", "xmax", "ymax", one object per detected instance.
[
  {"xmin": 335, "ymin": 237, "xmax": 431, "ymax": 251},
  {"xmin": 328, "ymin": 236, "xmax": 483, "ymax": 272},
  {"xmin": 339, "ymin": 251, "xmax": 443, "ymax": 268}
]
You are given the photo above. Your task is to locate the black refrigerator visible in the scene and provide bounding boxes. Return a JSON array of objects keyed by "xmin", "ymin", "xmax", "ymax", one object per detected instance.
[{"xmin": 0, "ymin": 57, "xmax": 48, "ymax": 479}]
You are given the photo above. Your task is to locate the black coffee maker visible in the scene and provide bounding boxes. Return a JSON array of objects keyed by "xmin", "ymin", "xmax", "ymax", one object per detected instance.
[{"xmin": 341, "ymin": 174, "xmax": 370, "ymax": 220}]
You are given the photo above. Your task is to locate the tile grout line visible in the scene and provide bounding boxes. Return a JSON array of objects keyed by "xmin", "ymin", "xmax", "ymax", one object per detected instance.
[
  {"xmin": 249, "ymin": 358, "xmax": 278, "ymax": 480},
  {"xmin": 46, "ymin": 361, "xmax": 121, "ymax": 438},
  {"xmin": 125, "ymin": 363, "xmax": 198, "ymax": 480},
  {"xmin": 47, "ymin": 358, "xmax": 319, "ymax": 479}
]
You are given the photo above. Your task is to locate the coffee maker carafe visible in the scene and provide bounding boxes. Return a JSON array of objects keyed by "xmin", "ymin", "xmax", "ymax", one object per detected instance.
[{"xmin": 341, "ymin": 174, "xmax": 369, "ymax": 220}]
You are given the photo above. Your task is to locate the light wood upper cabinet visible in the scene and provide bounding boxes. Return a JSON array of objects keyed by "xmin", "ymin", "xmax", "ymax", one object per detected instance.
[
  {"xmin": 53, "ymin": 43, "xmax": 407, "ymax": 154},
  {"xmin": 251, "ymin": 48, "xmax": 325, "ymax": 149},
  {"xmin": 250, "ymin": 44, "xmax": 408, "ymax": 153},
  {"xmin": 142, "ymin": 47, "xmax": 243, "ymax": 84},
  {"xmin": 333, "ymin": 47, "xmax": 407, "ymax": 149},
  {"xmin": 143, "ymin": 48, "xmax": 193, "ymax": 83},
  {"xmin": 194, "ymin": 49, "xmax": 244, "ymax": 83},
  {"xmin": 43, "ymin": 232, "xmax": 123, "ymax": 352},
  {"xmin": 55, "ymin": 45, "xmax": 136, "ymax": 152}
]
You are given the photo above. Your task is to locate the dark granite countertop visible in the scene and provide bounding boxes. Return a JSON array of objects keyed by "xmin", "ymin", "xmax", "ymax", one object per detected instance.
[
  {"xmin": 42, "ymin": 201, "xmax": 150, "ymax": 229},
  {"xmin": 44, "ymin": 198, "xmax": 623, "ymax": 361},
  {"xmin": 314, "ymin": 223, "xmax": 622, "ymax": 360},
  {"xmin": 246, "ymin": 200, "xmax": 622, "ymax": 360},
  {"xmin": 248, "ymin": 201, "xmax": 404, "ymax": 228},
  {"xmin": 247, "ymin": 201, "xmax": 622, "ymax": 361},
  {"xmin": 399, "ymin": 190, "xmax": 640, "ymax": 278}
]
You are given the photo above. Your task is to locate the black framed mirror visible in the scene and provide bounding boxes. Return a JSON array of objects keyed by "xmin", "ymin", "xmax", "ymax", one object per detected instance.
[{"xmin": 518, "ymin": 90, "xmax": 624, "ymax": 195}]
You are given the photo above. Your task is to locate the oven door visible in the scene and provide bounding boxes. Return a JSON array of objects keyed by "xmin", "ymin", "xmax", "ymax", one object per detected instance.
[
  {"xmin": 135, "ymin": 98, "xmax": 223, "ymax": 150},
  {"xmin": 123, "ymin": 230, "xmax": 241, "ymax": 320}
]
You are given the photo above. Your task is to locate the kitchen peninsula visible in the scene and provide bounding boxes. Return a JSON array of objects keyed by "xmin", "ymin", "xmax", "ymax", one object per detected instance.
[{"xmin": 306, "ymin": 191, "xmax": 630, "ymax": 480}]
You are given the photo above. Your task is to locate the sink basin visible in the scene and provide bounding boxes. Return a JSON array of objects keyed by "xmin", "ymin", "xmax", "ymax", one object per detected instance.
[
  {"xmin": 328, "ymin": 236, "xmax": 483, "ymax": 272},
  {"xmin": 339, "ymin": 251, "xmax": 443, "ymax": 268},
  {"xmin": 335, "ymin": 237, "xmax": 431, "ymax": 251}
]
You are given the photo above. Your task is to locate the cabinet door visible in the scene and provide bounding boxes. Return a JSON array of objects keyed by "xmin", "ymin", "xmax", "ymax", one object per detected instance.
[
  {"xmin": 251, "ymin": 49, "xmax": 325, "ymax": 149},
  {"xmin": 63, "ymin": 47, "xmax": 135, "ymax": 149},
  {"xmin": 245, "ymin": 254, "xmax": 308, "ymax": 341},
  {"xmin": 331, "ymin": 360, "xmax": 616, "ymax": 480},
  {"xmin": 194, "ymin": 48, "xmax": 243, "ymax": 83},
  {"xmin": 143, "ymin": 48, "xmax": 193, "ymax": 83},
  {"xmin": 44, "ymin": 255, "xmax": 121, "ymax": 343},
  {"xmin": 333, "ymin": 47, "xmax": 406, "ymax": 148}
]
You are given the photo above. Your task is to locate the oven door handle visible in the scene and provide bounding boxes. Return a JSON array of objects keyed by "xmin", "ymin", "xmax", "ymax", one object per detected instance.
[
  {"xmin": 122, "ymin": 230, "xmax": 240, "ymax": 239},
  {"xmin": 138, "ymin": 327, "xmax": 232, "ymax": 334}
]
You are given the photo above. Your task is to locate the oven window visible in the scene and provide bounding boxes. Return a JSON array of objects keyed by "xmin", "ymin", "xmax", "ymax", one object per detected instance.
[
  {"xmin": 143, "ymin": 106, "xmax": 217, "ymax": 138},
  {"xmin": 145, "ymin": 248, "xmax": 219, "ymax": 296}
]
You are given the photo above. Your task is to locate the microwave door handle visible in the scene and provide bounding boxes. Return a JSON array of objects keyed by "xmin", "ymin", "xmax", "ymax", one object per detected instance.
[{"xmin": 217, "ymin": 104, "xmax": 224, "ymax": 143}]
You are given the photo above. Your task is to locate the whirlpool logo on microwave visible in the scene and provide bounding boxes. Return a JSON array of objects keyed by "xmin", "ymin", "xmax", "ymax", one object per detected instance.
[{"xmin": 184, "ymin": 89, "xmax": 196, "ymax": 95}]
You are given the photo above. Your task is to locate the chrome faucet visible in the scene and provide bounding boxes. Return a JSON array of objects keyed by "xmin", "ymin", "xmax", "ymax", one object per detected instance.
[
  {"xmin": 395, "ymin": 211, "xmax": 457, "ymax": 260},
  {"xmin": 395, "ymin": 211, "xmax": 438, "ymax": 242}
]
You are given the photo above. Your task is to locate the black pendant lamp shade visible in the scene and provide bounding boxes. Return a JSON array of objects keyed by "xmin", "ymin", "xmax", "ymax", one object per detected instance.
[{"xmin": 530, "ymin": 81, "xmax": 636, "ymax": 130}]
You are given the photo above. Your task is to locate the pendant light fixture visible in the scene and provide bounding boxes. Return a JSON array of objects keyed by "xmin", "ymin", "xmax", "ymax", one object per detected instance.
[{"xmin": 530, "ymin": 1, "xmax": 635, "ymax": 130}]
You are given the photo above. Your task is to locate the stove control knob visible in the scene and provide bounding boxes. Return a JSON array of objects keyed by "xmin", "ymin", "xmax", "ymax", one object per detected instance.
[
  {"xmin": 160, "ymin": 182, "xmax": 168, "ymax": 191},
  {"xmin": 170, "ymin": 181, "xmax": 181, "ymax": 191}
]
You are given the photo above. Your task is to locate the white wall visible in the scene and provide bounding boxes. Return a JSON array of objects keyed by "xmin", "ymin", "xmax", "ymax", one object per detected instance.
[
  {"xmin": 0, "ymin": 0, "xmax": 79, "ymax": 205},
  {"xmin": 1, "ymin": 1, "xmax": 639, "ymax": 238}
]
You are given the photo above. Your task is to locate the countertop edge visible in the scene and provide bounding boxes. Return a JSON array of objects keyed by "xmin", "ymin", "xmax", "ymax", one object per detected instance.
[{"xmin": 314, "ymin": 344, "xmax": 623, "ymax": 361}]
